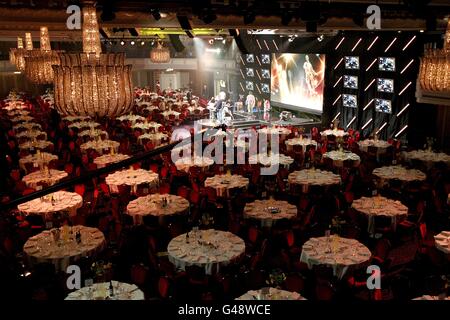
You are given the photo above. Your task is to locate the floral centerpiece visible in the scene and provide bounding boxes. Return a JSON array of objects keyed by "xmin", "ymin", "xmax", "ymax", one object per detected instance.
[
  {"xmin": 91, "ymin": 260, "xmax": 113, "ymax": 282},
  {"xmin": 266, "ymin": 269, "xmax": 286, "ymax": 288}
]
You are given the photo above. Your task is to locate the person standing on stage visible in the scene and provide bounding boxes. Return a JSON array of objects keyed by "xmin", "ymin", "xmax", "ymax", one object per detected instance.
[
  {"xmin": 246, "ymin": 91, "xmax": 255, "ymax": 113},
  {"xmin": 263, "ymin": 99, "xmax": 271, "ymax": 121}
]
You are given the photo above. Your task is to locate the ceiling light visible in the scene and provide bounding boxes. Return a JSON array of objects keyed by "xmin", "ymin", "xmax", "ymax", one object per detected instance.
[
  {"xmin": 141, "ymin": 41, "xmax": 145, "ymax": 46},
  {"xmin": 317, "ymin": 34, "xmax": 324, "ymax": 42},
  {"xmin": 120, "ymin": 40, "xmax": 125, "ymax": 46},
  {"xmin": 130, "ymin": 40, "xmax": 135, "ymax": 45}
]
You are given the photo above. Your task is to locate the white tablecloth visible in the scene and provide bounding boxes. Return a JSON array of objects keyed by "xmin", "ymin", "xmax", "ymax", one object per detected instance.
[
  {"xmin": 358, "ymin": 139, "xmax": 391, "ymax": 154},
  {"xmin": 106, "ymin": 168, "xmax": 159, "ymax": 193},
  {"xmin": 80, "ymin": 140, "xmax": 120, "ymax": 154},
  {"xmin": 19, "ymin": 152, "xmax": 58, "ymax": 172},
  {"xmin": 372, "ymin": 165, "xmax": 426, "ymax": 182},
  {"xmin": 248, "ymin": 153, "xmax": 294, "ymax": 167},
  {"xmin": 22, "ymin": 169, "xmax": 68, "ymax": 188},
  {"xmin": 188, "ymin": 106, "xmax": 205, "ymax": 113},
  {"xmin": 127, "ymin": 193, "xmax": 190, "ymax": 225},
  {"xmin": 300, "ymin": 236, "xmax": 371, "ymax": 279},
  {"xmin": 65, "ymin": 281, "xmax": 144, "ymax": 300},
  {"xmin": 17, "ymin": 191, "xmax": 82, "ymax": 220},
  {"xmin": 132, "ymin": 121, "xmax": 162, "ymax": 132},
  {"xmin": 168, "ymin": 229, "xmax": 245, "ymax": 275},
  {"xmin": 63, "ymin": 115, "xmax": 91, "ymax": 123},
  {"xmin": 16, "ymin": 130, "xmax": 47, "ymax": 141},
  {"xmin": 19, "ymin": 140, "xmax": 53, "ymax": 151},
  {"xmin": 434, "ymin": 231, "xmax": 450, "ymax": 255},
  {"xmin": 285, "ymin": 137, "xmax": 317, "ymax": 152},
  {"xmin": 13, "ymin": 122, "xmax": 42, "ymax": 132},
  {"xmin": 137, "ymin": 133, "xmax": 169, "ymax": 146},
  {"xmin": 161, "ymin": 110, "xmax": 181, "ymax": 119},
  {"xmin": 321, "ymin": 129, "xmax": 348, "ymax": 137},
  {"xmin": 237, "ymin": 287, "xmax": 306, "ymax": 300},
  {"xmin": 7, "ymin": 109, "xmax": 30, "ymax": 117},
  {"xmin": 78, "ymin": 129, "xmax": 109, "ymax": 140},
  {"xmin": 116, "ymin": 114, "xmax": 145, "ymax": 122},
  {"xmin": 204, "ymin": 174, "xmax": 249, "ymax": 197},
  {"xmin": 323, "ymin": 150, "xmax": 361, "ymax": 167},
  {"xmin": 174, "ymin": 156, "xmax": 214, "ymax": 173},
  {"xmin": 93, "ymin": 153, "xmax": 130, "ymax": 168},
  {"xmin": 69, "ymin": 121, "xmax": 100, "ymax": 130},
  {"xmin": 244, "ymin": 199, "xmax": 297, "ymax": 227},
  {"xmin": 23, "ymin": 226, "xmax": 106, "ymax": 271},
  {"xmin": 11, "ymin": 115, "xmax": 34, "ymax": 123},
  {"xmin": 258, "ymin": 127, "xmax": 291, "ymax": 136},
  {"xmin": 403, "ymin": 150, "xmax": 450, "ymax": 167},
  {"xmin": 352, "ymin": 196, "xmax": 408, "ymax": 234},
  {"xmin": 288, "ymin": 169, "xmax": 341, "ymax": 190}
]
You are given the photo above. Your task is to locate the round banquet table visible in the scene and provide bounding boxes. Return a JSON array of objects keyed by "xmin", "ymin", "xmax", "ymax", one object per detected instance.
[
  {"xmin": 300, "ymin": 236, "xmax": 371, "ymax": 279},
  {"xmin": 65, "ymin": 281, "xmax": 144, "ymax": 300},
  {"xmin": 285, "ymin": 137, "xmax": 317, "ymax": 152},
  {"xmin": 78, "ymin": 129, "xmax": 109, "ymax": 140},
  {"xmin": 19, "ymin": 152, "xmax": 58, "ymax": 173},
  {"xmin": 288, "ymin": 169, "xmax": 341, "ymax": 193},
  {"xmin": 106, "ymin": 168, "xmax": 159, "ymax": 194},
  {"xmin": 413, "ymin": 295, "xmax": 450, "ymax": 300},
  {"xmin": 22, "ymin": 169, "xmax": 68, "ymax": 189},
  {"xmin": 126, "ymin": 193, "xmax": 190, "ymax": 225},
  {"xmin": 63, "ymin": 115, "xmax": 91, "ymax": 123},
  {"xmin": 93, "ymin": 153, "xmax": 130, "ymax": 168},
  {"xmin": 23, "ymin": 225, "xmax": 106, "ymax": 272},
  {"xmin": 167, "ymin": 229, "xmax": 245, "ymax": 275},
  {"xmin": 188, "ymin": 106, "xmax": 205, "ymax": 113},
  {"xmin": 7, "ymin": 109, "xmax": 29, "ymax": 117},
  {"xmin": 434, "ymin": 231, "xmax": 450, "ymax": 255},
  {"xmin": 258, "ymin": 127, "xmax": 291, "ymax": 140},
  {"xmin": 204, "ymin": 174, "xmax": 249, "ymax": 197},
  {"xmin": 372, "ymin": 165, "xmax": 426, "ymax": 183},
  {"xmin": 116, "ymin": 114, "xmax": 145, "ymax": 122},
  {"xmin": 248, "ymin": 153, "xmax": 294, "ymax": 168},
  {"xmin": 11, "ymin": 115, "xmax": 34, "ymax": 123},
  {"xmin": 132, "ymin": 121, "xmax": 162, "ymax": 132},
  {"xmin": 174, "ymin": 156, "xmax": 214, "ymax": 173},
  {"xmin": 161, "ymin": 110, "xmax": 181, "ymax": 119},
  {"xmin": 68, "ymin": 121, "xmax": 100, "ymax": 130},
  {"xmin": 19, "ymin": 140, "xmax": 53, "ymax": 152},
  {"xmin": 321, "ymin": 129, "xmax": 349, "ymax": 138},
  {"xmin": 80, "ymin": 140, "xmax": 120, "ymax": 155},
  {"xmin": 402, "ymin": 150, "xmax": 450, "ymax": 168},
  {"xmin": 13, "ymin": 122, "xmax": 41, "ymax": 132},
  {"xmin": 137, "ymin": 132, "xmax": 169, "ymax": 146},
  {"xmin": 358, "ymin": 139, "xmax": 391, "ymax": 155},
  {"xmin": 323, "ymin": 150, "xmax": 361, "ymax": 168},
  {"xmin": 17, "ymin": 191, "xmax": 82, "ymax": 220},
  {"xmin": 16, "ymin": 130, "xmax": 47, "ymax": 141},
  {"xmin": 243, "ymin": 199, "xmax": 297, "ymax": 227},
  {"xmin": 236, "ymin": 287, "xmax": 306, "ymax": 300},
  {"xmin": 352, "ymin": 196, "xmax": 408, "ymax": 234}
]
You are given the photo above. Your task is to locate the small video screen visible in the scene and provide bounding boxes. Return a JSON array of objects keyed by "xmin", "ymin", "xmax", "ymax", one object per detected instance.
[
  {"xmin": 375, "ymin": 99, "xmax": 392, "ymax": 114},
  {"xmin": 246, "ymin": 54, "xmax": 254, "ymax": 63},
  {"xmin": 377, "ymin": 78, "xmax": 394, "ymax": 93},
  {"xmin": 343, "ymin": 75, "xmax": 358, "ymax": 89},
  {"xmin": 378, "ymin": 57, "xmax": 396, "ymax": 72},
  {"xmin": 261, "ymin": 54, "xmax": 270, "ymax": 64},
  {"xmin": 342, "ymin": 94, "xmax": 357, "ymax": 108},
  {"xmin": 261, "ymin": 69, "xmax": 270, "ymax": 79},
  {"xmin": 245, "ymin": 81, "xmax": 254, "ymax": 91},
  {"xmin": 246, "ymin": 68, "xmax": 254, "ymax": 77},
  {"xmin": 261, "ymin": 83, "xmax": 270, "ymax": 93},
  {"xmin": 344, "ymin": 56, "xmax": 359, "ymax": 70}
]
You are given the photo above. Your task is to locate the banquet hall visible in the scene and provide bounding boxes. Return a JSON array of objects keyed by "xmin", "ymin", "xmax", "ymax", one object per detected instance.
[{"xmin": 0, "ymin": 0, "xmax": 450, "ymax": 304}]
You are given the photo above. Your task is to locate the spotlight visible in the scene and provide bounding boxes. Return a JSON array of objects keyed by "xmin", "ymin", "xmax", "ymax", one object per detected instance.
[
  {"xmin": 151, "ymin": 9, "xmax": 161, "ymax": 21},
  {"xmin": 141, "ymin": 41, "xmax": 145, "ymax": 46},
  {"xmin": 130, "ymin": 40, "xmax": 135, "ymax": 45},
  {"xmin": 419, "ymin": 29, "xmax": 424, "ymax": 33},
  {"xmin": 208, "ymin": 39, "xmax": 214, "ymax": 45},
  {"xmin": 288, "ymin": 35, "xmax": 295, "ymax": 42},
  {"xmin": 120, "ymin": 40, "xmax": 125, "ymax": 46},
  {"xmin": 151, "ymin": 40, "xmax": 155, "ymax": 46},
  {"xmin": 243, "ymin": 11, "xmax": 255, "ymax": 25},
  {"xmin": 317, "ymin": 34, "xmax": 324, "ymax": 42},
  {"xmin": 222, "ymin": 39, "xmax": 226, "ymax": 44}
]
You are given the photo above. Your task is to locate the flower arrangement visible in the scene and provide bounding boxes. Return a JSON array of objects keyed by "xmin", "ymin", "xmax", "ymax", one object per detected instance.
[
  {"xmin": 266, "ymin": 269, "xmax": 286, "ymax": 288},
  {"xmin": 91, "ymin": 260, "xmax": 112, "ymax": 279},
  {"xmin": 331, "ymin": 216, "xmax": 346, "ymax": 236}
]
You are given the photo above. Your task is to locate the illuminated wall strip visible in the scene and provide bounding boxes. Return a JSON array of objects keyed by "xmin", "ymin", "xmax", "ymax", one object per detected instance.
[
  {"xmin": 384, "ymin": 37, "xmax": 397, "ymax": 52},
  {"xmin": 239, "ymin": 56, "xmax": 245, "ymax": 65},
  {"xmin": 400, "ymin": 59, "xmax": 414, "ymax": 74},
  {"xmin": 363, "ymin": 99, "xmax": 374, "ymax": 111},
  {"xmin": 256, "ymin": 84, "xmax": 262, "ymax": 94},
  {"xmin": 334, "ymin": 58, "xmax": 344, "ymax": 70},
  {"xmin": 365, "ymin": 58, "xmax": 377, "ymax": 71},
  {"xmin": 331, "ymin": 112, "xmax": 341, "ymax": 122},
  {"xmin": 376, "ymin": 122, "xmax": 387, "ymax": 135},
  {"xmin": 361, "ymin": 118, "xmax": 373, "ymax": 130},
  {"xmin": 263, "ymin": 40, "xmax": 270, "ymax": 51},
  {"xmin": 396, "ymin": 103, "xmax": 410, "ymax": 117},
  {"xmin": 239, "ymin": 82, "xmax": 245, "ymax": 91},
  {"xmin": 332, "ymin": 95, "xmax": 342, "ymax": 106},
  {"xmin": 394, "ymin": 125, "xmax": 408, "ymax": 138},
  {"xmin": 366, "ymin": 36, "xmax": 379, "ymax": 51},
  {"xmin": 346, "ymin": 116, "xmax": 356, "ymax": 129},
  {"xmin": 335, "ymin": 37, "xmax": 345, "ymax": 50},
  {"xmin": 351, "ymin": 38, "xmax": 362, "ymax": 52},
  {"xmin": 256, "ymin": 39, "xmax": 262, "ymax": 50},
  {"xmin": 402, "ymin": 35, "xmax": 416, "ymax": 51},
  {"xmin": 272, "ymin": 39, "xmax": 279, "ymax": 51},
  {"xmin": 364, "ymin": 79, "xmax": 376, "ymax": 92},
  {"xmin": 255, "ymin": 69, "xmax": 261, "ymax": 80},
  {"xmin": 239, "ymin": 69, "xmax": 245, "ymax": 78},
  {"xmin": 399, "ymin": 81, "xmax": 412, "ymax": 95},
  {"xmin": 333, "ymin": 76, "xmax": 343, "ymax": 88},
  {"xmin": 256, "ymin": 55, "xmax": 261, "ymax": 66}
]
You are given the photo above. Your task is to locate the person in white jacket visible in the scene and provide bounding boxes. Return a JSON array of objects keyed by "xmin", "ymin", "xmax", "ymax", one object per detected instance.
[{"xmin": 246, "ymin": 91, "xmax": 256, "ymax": 113}]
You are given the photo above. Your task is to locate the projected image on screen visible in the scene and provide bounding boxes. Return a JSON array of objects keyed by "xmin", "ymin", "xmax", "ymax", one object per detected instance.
[
  {"xmin": 270, "ymin": 53, "xmax": 326, "ymax": 113},
  {"xmin": 343, "ymin": 75, "xmax": 358, "ymax": 89},
  {"xmin": 246, "ymin": 68, "xmax": 254, "ymax": 77},
  {"xmin": 261, "ymin": 54, "xmax": 270, "ymax": 64},
  {"xmin": 261, "ymin": 83, "xmax": 270, "ymax": 93},
  {"xmin": 261, "ymin": 69, "xmax": 270, "ymax": 79},
  {"xmin": 245, "ymin": 81, "xmax": 254, "ymax": 91},
  {"xmin": 345, "ymin": 56, "xmax": 359, "ymax": 70},
  {"xmin": 375, "ymin": 99, "xmax": 392, "ymax": 113},
  {"xmin": 378, "ymin": 57, "xmax": 396, "ymax": 71},
  {"xmin": 377, "ymin": 78, "xmax": 394, "ymax": 93},
  {"xmin": 342, "ymin": 94, "xmax": 357, "ymax": 108},
  {"xmin": 246, "ymin": 54, "xmax": 254, "ymax": 63}
]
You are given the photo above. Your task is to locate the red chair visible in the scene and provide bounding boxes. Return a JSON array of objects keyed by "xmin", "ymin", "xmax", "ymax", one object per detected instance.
[
  {"xmin": 64, "ymin": 163, "xmax": 74, "ymax": 175},
  {"xmin": 10, "ymin": 169, "xmax": 21, "ymax": 182},
  {"xmin": 74, "ymin": 184, "xmax": 85, "ymax": 197}
]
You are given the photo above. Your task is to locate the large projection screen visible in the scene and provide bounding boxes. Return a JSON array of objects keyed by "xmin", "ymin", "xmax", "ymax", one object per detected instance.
[{"xmin": 270, "ymin": 53, "xmax": 326, "ymax": 114}]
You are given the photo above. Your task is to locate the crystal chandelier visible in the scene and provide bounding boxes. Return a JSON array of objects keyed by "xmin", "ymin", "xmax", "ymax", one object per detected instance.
[
  {"xmin": 52, "ymin": 5, "xmax": 133, "ymax": 117},
  {"xmin": 150, "ymin": 42, "xmax": 171, "ymax": 63},
  {"xmin": 419, "ymin": 19, "xmax": 450, "ymax": 92},
  {"xmin": 9, "ymin": 33, "xmax": 33, "ymax": 71},
  {"xmin": 24, "ymin": 27, "xmax": 63, "ymax": 84}
]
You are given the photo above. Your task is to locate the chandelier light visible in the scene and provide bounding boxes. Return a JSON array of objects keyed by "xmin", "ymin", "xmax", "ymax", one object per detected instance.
[
  {"xmin": 24, "ymin": 27, "xmax": 63, "ymax": 84},
  {"xmin": 150, "ymin": 42, "xmax": 171, "ymax": 63},
  {"xmin": 419, "ymin": 19, "xmax": 450, "ymax": 92},
  {"xmin": 9, "ymin": 37, "xmax": 24, "ymax": 66},
  {"xmin": 10, "ymin": 33, "xmax": 33, "ymax": 71},
  {"xmin": 52, "ymin": 5, "xmax": 133, "ymax": 118}
]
